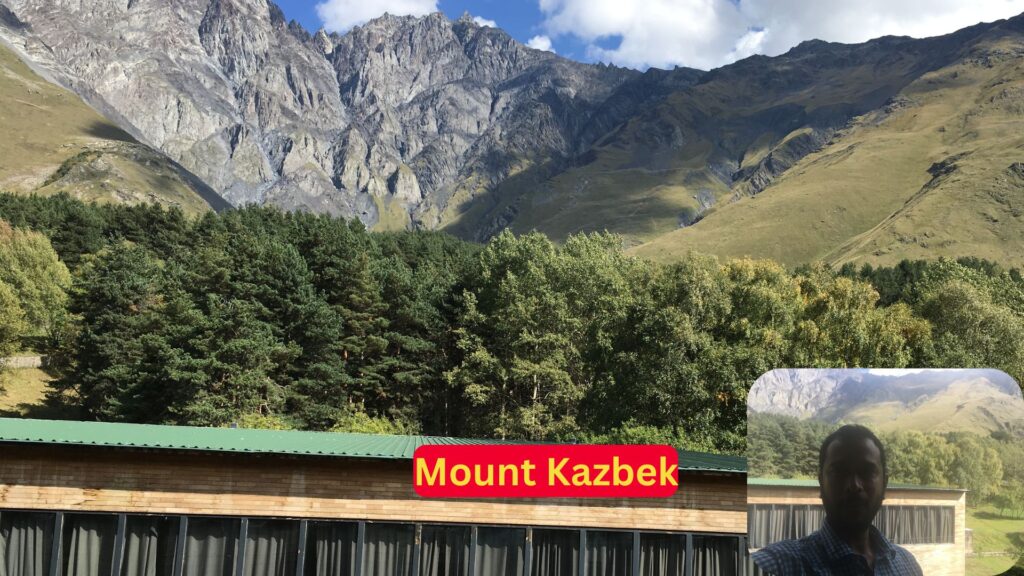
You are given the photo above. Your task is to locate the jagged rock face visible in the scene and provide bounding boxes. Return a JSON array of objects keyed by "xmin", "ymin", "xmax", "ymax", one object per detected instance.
[
  {"xmin": 748, "ymin": 369, "xmax": 849, "ymax": 418},
  {"xmin": 0, "ymin": 0, "xmax": 643, "ymax": 229}
]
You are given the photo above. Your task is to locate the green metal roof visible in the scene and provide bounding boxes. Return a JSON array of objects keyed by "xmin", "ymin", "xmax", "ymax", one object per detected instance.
[
  {"xmin": 0, "ymin": 418, "xmax": 494, "ymax": 460},
  {"xmin": 748, "ymin": 477, "xmax": 966, "ymax": 492},
  {"xmin": 0, "ymin": 418, "xmax": 747, "ymax": 473},
  {"xmin": 679, "ymin": 450, "xmax": 747, "ymax": 474}
]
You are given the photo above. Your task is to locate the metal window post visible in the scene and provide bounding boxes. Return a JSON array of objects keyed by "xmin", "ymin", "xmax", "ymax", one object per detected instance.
[
  {"xmin": 111, "ymin": 514, "xmax": 127, "ymax": 576},
  {"xmin": 49, "ymin": 512, "xmax": 64, "ymax": 576},
  {"xmin": 578, "ymin": 529, "xmax": 586, "ymax": 576},
  {"xmin": 295, "ymin": 520, "xmax": 308, "ymax": 576},
  {"xmin": 411, "ymin": 524, "xmax": 421, "ymax": 576},
  {"xmin": 468, "ymin": 525, "xmax": 478, "ymax": 576},
  {"xmin": 172, "ymin": 516, "xmax": 188, "ymax": 576},
  {"xmin": 235, "ymin": 518, "xmax": 249, "ymax": 576},
  {"xmin": 738, "ymin": 536, "xmax": 746, "ymax": 576},
  {"xmin": 354, "ymin": 522, "xmax": 366, "ymax": 576},
  {"xmin": 632, "ymin": 531, "xmax": 640, "ymax": 576},
  {"xmin": 523, "ymin": 528, "xmax": 532, "ymax": 576},
  {"xmin": 684, "ymin": 533, "xmax": 693, "ymax": 576}
]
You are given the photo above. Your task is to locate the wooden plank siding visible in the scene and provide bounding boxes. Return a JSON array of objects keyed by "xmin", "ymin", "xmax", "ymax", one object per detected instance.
[{"xmin": 0, "ymin": 444, "xmax": 747, "ymax": 534}]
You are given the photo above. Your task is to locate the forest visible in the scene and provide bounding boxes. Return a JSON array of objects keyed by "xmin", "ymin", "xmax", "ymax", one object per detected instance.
[
  {"xmin": 0, "ymin": 192, "xmax": 1023, "ymax": 455},
  {"xmin": 748, "ymin": 412, "xmax": 1024, "ymax": 514}
]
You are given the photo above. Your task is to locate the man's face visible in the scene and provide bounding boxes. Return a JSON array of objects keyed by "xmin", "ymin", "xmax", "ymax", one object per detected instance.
[{"xmin": 820, "ymin": 437, "xmax": 886, "ymax": 533}]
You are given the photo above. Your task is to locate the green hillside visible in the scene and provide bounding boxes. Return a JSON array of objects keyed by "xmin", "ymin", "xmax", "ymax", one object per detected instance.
[
  {"xmin": 633, "ymin": 22, "xmax": 1024, "ymax": 267},
  {"xmin": 842, "ymin": 378, "xmax": 1024, "ymax": 436},
  {"xmin": 0, "ymin": 42, "xmax": 224, "ymax": 215}
]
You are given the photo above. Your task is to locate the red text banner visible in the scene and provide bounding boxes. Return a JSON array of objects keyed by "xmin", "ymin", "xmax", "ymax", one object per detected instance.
[{"xmin": 413, "ymin": 444, "xmax": 679, "ymax": 498}]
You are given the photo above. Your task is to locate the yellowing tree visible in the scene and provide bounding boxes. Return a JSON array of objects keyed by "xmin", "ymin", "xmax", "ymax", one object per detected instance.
[{"xmin": 0, "ymin": 220, "xmax": 71, "ymax": 335}]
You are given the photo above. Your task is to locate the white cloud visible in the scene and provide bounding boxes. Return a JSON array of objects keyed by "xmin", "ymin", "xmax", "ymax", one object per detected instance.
[
  {"xmin": 866, "ymin": 369, "xmax": 929, "ymax": 377},
  {"xmin": 473, "ymin": 16, "xmax": 498, "ymax": 28},
  {"xmin": 316, "ymin": 0, "xmax": 437, "ymax": 32},
  {"xmin": 527, "ymin": 35, "xmax": 555, "ymax": 52},
  {"xmin": 536, "ymin": 0, "xmax": 1024, "ymax": 70}
]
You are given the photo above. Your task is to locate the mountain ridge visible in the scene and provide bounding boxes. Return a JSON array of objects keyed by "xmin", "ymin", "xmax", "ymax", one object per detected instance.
[
  {"xmin": 749, "ymin": 369, "xmax": 1024, "ymax": 436},
  {"xmin": 1, "ymin": 2, "xmax": 1022, "ymax": 266}
]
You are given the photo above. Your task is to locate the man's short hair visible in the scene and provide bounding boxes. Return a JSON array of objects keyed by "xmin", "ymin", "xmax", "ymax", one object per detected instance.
[{"xmin": 818, "ymin": 424, "xmax": 887, "ymax": 480}]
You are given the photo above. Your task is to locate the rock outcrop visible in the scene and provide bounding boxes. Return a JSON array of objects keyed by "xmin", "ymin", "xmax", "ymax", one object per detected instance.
[{"xmin": 0, "ymin": 0, "xmax": 645, "ymax": 229}]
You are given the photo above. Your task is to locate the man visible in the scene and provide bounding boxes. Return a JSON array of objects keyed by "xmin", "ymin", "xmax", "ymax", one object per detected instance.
[{"xmin": 752, "ymin": 424, "xmax": 923, "ymax": 575}]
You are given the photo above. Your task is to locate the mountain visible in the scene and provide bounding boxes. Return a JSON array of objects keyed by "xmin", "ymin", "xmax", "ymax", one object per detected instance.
[
  {"xmin": 749, "ymin": 369, "xmax": 1024, "ymax": 436},
  {"xmin": 633, "ymin": 15, "xmax": 1024, "ymax": 266},
  {"xmin": 0, "ymin": 0, "xmax": 648, "ymax": 231},
  {"xmin": 1, "ymin": 1, "xmax": 1022, "ymax": 266},
  {"xmin": 0, "ymin": 20, "xmax": 225, "ymax": 214}
]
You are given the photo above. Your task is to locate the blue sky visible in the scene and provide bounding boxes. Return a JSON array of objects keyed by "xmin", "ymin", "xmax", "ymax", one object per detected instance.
[
  {"xmin": 276, "ymin": 0, "xmax": 596, "ymax": 62},
  {"xmin": 274, "ymin": 0, "xmax": 1024, "ymax": 71}
]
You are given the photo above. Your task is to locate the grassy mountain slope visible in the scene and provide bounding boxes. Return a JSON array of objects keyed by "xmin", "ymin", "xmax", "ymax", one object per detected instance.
[
  {"xmin": 633, "ymin": 17, "xmax": 1024, "ymax": 267},
  {"xmin": 460, "ymin": 23, "xmax": 998, "ymax": 247},
  {"xmin": 843, "ymin": 378, "xmax": 1024, "ymax": 435},
  {"xmin": 0, "ymin": 41, "xmax": 226, "ymax": 215}
]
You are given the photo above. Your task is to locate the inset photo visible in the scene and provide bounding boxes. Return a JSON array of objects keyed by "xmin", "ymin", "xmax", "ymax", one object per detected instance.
[{"xmin": 747, "ymin": 369, "xmax": 1024, "ymax": 576}]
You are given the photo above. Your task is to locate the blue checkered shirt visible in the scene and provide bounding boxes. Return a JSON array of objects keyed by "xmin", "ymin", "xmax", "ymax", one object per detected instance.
[{"xmin": 751, "ymin": 519, "xmax": 924, "ymax": 575}]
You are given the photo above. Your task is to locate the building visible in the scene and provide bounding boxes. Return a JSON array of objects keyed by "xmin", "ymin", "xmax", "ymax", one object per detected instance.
[
  {"xmin": 747, "ymin": 478, "xmax": 967, "ymax": 576},
  {"xmin": 0, "ymin": 418, "xmax": 750, "ymax": 576}
]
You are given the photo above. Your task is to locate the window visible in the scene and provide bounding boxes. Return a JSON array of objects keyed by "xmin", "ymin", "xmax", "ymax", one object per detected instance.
[
  {"xmin": 531, "ymin": 529, "xmax": 578, "ymax": 576},
  {"xmin": 305, "ymin": 522, "xmax": 357, "ymax": 576},
  {"xmin": 121, "ymin": 515, "xmax": 179, "ymax": 576},
  {"xmin": 362, "ymin": 523, "xmax": 414, "ymax": 576},
  {"xmin": 0, "ymin": 510, "xmax": 55, "ymax": 576},
  {"xmin": 692, "ymin": 535, "xmax": 738, "ymax": 576},
  {"xmin": 63, "ymin": 514, "xmax": 117, "ymax": 576},
  {"xmin": 748, "ymin": 504, "xmax": 955, "ymax": 547},
  {"xmin": 244, "ymin": 519, "xmax": 300, "ymax": 576},
  {"xmin": 586, "ymin": 531, "xmax": 632, "ymax": 576},
  {"xmin": 473, "ymin": 527, "xmax": 524, "ymax": 576},
  {"xmin": 183, "ymin": 517, "xmax": 240, "ymax": 576},
  {"xmin": 419, "ymin": 525, "xmax": 469, "ymax": 576},
  {"xmin": 874, "ymin": 505, "xmax": 955, "ymax": 544},
  {"xmin": 639, "ymin": 533, "xmax": 683, "ymax": 576},
  {"xmin": 0, "ymin": 510, "xmax": 750, "ymax": 576}
]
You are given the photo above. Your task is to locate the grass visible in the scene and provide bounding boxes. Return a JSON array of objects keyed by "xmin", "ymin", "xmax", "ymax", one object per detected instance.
[
  {"xmin": 0, "ymin": 43, "xmax": 213, "ymax": 216},
  {"xmin": 631, "ymin": 35, "xmax": 1024, "ymax": 267},
  {"xmin": 967, "ymin": 504, "xmax": 1024, "ymax": 576},
  {"xmin": 841, "ymin": 377, "xmax": 1024, "ymax": 436},
  {"xmin": 0, "ymin": 367, "xmax": 79, "ymax": 419}
]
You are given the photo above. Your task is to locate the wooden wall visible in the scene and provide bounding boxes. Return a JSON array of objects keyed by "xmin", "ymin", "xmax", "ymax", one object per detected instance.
[{"xmin": 0, "ymin": 444, "xmax": 746, "ymax": 534}]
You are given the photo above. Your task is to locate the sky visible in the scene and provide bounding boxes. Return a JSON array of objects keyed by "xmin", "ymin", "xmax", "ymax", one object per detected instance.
[{"xmin": 275, "ymin": 0, "xmax": 1024, "ymax": 70}]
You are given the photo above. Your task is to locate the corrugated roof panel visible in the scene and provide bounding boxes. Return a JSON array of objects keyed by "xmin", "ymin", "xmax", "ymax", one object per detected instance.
[
  {"xmin": 0, "ymin": 418, "xmax": 493, "ymax": 460},
  {"xmin": 747, "ymin": 477, "xmax": 966, "ymax": 492},
  {"xmin": 678, "ymin": 449, "xmax": 747, "ymax": 473},
  {"xmin": 0, "ymin": 418, "xmax": 748, "ymax": 473}
]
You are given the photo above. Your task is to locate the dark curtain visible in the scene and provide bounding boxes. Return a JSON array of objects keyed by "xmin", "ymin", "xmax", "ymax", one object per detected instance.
[
  {"xmin": 873, "ymin": 506, "xmax": 953, "ymax": 544},
  {"xmin": 63, "ymin": 514, "xmax": 117, "ymax": 576},
  {"xmin": 532, "ymin": 530, "xmax": 578, "ymax": 576},
  {"xmin": 585, "ymin": 531, "xmax": 631, "ymax": 576},
  {"xmin": 244, "ymin": 520, "xmax": 299, "ymax": 576},
  {"xmin": 747, "ymin": 505, "xmax": 799, "ymax": 549},
  {"xmin": 473, "ymin": 528, "xmax": 524, "ymax": 576},
  {"xmin": 361, "ymin": 524, "xmax": 413, "ymax": 576},
  {"xmin": 692, "ymin": 536, "xmax": 738, "ymax": 576},
  {"xmin": 639, "ymin": 533, "xmax": 682, "ymax": 576},
  {"xmin": 121, "ymin": 516, "xmax": 178, "ymax": 576},
  {"xmin": 752, "ymin": 503, "xmax": 954, "ymax": 548},
  {"xmin": 0, "ymin": 511, "xmax": 54, "ymax": 576},
  {"xmin": 419, "ymin": 526, "xmax": 468, "ymax": 576},
  {"xmin": 183, "ymin": 518, "xmax": 240, "ymax": 576},
  {"xmin": 304, "ymin": 522, "xmax": 357, "ymax": 576}
]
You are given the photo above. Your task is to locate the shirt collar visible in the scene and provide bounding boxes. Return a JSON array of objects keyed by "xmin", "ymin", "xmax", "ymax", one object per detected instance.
[{"xmin": 818, "ymin": 517, "xmax": 897, "ymax": 564}]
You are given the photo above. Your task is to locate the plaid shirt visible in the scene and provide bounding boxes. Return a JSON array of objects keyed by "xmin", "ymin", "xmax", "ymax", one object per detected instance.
[{"xmin": 751, "ymin": 519, "xmax": 924, "ymax": 575}]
